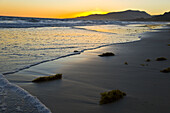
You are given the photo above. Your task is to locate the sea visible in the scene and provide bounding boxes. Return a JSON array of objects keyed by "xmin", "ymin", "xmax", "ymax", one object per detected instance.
[
  {"xmin": 1, "ymin": 16, "xmax": 168, "ymax": 75},
  {"xmin": 0, "ymin": 16, "xmax": 169, "ymax": 112}
]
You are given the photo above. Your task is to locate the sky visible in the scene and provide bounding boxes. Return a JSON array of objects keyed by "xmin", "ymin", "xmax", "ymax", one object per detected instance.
[{"xmin": 0, "ymin": 0, "xmax": 170, "ymax": 18}]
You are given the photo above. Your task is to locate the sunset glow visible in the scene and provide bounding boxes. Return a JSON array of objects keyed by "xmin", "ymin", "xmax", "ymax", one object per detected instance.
[
  {"xmin": 75, "ymin": 11, "xmax": 108, "ymax": 18},
  {"xmin": 0, "ymin": 0, "xmax": 170, "ymax": 18}
]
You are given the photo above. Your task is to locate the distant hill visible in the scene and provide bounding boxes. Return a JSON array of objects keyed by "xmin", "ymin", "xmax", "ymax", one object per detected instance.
[
  {"xmin": 146, "ymin": 11, "xmax": 170, "ymax": 21},
  {"xmin": 129, "ymin": 11, "xmax": 170, "ymax": 21},
  {"xmin": 76, "ymin": 10, "xmax": 152, "ymax": 20}
]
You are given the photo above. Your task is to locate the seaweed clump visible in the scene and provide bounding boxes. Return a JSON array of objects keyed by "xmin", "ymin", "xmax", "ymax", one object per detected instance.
[
  {"xmin": 146, "ymin": 59, "xmax": 151, "ymax": 62},
  {"xmin": 160, "ymin": 67, "xmax": 170, "ymax": 73},
  {"xmin": 74, "ymin": 50, "xmax": 79, "ymax": 52},
  {"xmin": 124, "ymin": 62, "xmax": 128, "ymax": 65},
  {"xmin": 32, "ymin": 74, "xmax": 62, "ymax": 82},
  {"xmin": 100, "ymin": 90, "xmax": 126, "ymax": 105},
  {"xmin": 156, "ymin": 57, "xmax": 167, "ymax": 61},
  {"xmin": 98, "ymin": 52, "xmax": 115, "ymax": 57}
]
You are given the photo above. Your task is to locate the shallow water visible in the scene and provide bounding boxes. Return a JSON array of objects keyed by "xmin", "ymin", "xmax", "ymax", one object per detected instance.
[
  {"xmin": 0, "ymin": 24, "xmax": 149, "ymax": 74},
  {"xmin": 74, "ymin": 24, "xmax": 150, "ymax": 35}
]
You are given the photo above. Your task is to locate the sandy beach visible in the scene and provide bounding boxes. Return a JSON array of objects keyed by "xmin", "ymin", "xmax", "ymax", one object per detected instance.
[{"xmin": 6, "ymin": 27, "xmax": 170, "ymax": 113}]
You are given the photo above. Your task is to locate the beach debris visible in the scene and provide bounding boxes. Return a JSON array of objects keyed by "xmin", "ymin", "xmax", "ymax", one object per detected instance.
[
  {"xmin": 124, "ymin": 62, "xmax": 128, "ymax": 65},
  {"xmin": 140, "ymin": 64, "xmax": 148, "ymax": 66},
  {"xmin": 74, "ymin": 50, "xmax": 79, "ymax": 52},
  {"xmin": 99, "ymin": 89, "xmax": 126, "ymax": 105},
  {"xmin": 140, "ymin": 64, "xmax": 145, "ymax": 66},
  {"xmin": 98, "ymin": 52, "xmax": 115, "ymax": 57},
  {"xmin": 146, "ymin": 59, "xmax": 151, "ymax": 62},
  {"xmin": 160, "ymin": 67, "xmax": 170, "ymax": 73},
  {"xmin": 156, "ymin": 57, "xmax": 167, "ymax": 61},
  {"xmin": 32, "ymin": 74, "xmax": 62, "ymax": 82}
]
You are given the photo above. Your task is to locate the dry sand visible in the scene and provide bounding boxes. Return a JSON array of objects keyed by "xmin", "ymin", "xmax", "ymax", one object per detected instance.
[{"xmin": 6, "ymin": 27, "xmax": 170, "ymax": 113}]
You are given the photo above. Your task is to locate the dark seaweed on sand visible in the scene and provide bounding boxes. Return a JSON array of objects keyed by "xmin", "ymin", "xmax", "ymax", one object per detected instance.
[
  {"xmin": 124, "ymin": 62, "xmax": 128, "ymax": 65},
  {"xmin": 160, "ymin": 67, "xmax": 170, "ymax": 73},
  {"xmin": 74, "ymin": 50, "xmax": 79, "ymax": 52},
  {"xmin": 100, "ymin": 90, "xmax": 126, "ymax": 105},
  {"xmin": 98, "ymin": 52, "xmax": 115, "ymax": 57},
  {"xmin": 146, "ymin": 59, "xmax": 151, "ymax": 62},
  {"xmin": 156, "ymin": 57, "xmax": 167, "ymax": 61},
  {"xmin": 32, "ymin": 74, "xmax": 62, "ymax": 82}
]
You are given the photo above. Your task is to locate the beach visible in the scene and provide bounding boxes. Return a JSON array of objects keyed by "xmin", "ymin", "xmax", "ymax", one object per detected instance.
[
  {"xmin": 5, "ymin": 26, "xmax": 170, "ymax": 113},
  {"xmin": 0, "ymin": 73, "xmax": 51, "ymax": 113}
]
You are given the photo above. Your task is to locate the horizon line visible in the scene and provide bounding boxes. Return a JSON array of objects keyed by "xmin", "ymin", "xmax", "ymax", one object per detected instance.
[{"xmin": 0, "ymin": 9, "xmax": 169, "ymax": 19}]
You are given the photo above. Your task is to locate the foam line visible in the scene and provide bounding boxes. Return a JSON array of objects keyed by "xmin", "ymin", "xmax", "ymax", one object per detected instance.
[
  {"xmin": 3, "ymin": 39, "xmax": 140, "ymax": 76},
  {"xmin": 0, "ymin": 74, "xmax": 51, "ymax": 113}
]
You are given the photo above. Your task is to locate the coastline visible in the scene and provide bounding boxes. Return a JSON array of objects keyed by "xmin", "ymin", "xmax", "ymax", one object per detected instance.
[
  {"xmin": 0, "ymin": 74, "xmax": 51, "ymax": 113},
  {"xmin": 5, "ymin": 27, "xmax": 170, "ymax": 113}
]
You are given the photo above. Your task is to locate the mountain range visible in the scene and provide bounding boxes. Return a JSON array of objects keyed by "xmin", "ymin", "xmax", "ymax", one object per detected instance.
[{"xmin": 76, "ymin": 10, "xmax": 170, "ymax": 21}]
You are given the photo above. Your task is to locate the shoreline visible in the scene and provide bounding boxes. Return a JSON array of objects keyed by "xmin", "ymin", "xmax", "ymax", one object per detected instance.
[
  {"xmin": 5, "ymin": 27, "xmax": 170, "ymax": 113},
  {"xmin": 1, "ymin": 23, "xmax": 146, "ymax": 75},
  {"xmin": 0, "ymin": 73, "xmax": 51, "ymax": 113},
  {"xmin": 2, "ymin": 32, "xmax": 142, "ymax": 75},
  {"xmin": 2, "ymin": 39, "xmax": 142, "ymax": 76}
]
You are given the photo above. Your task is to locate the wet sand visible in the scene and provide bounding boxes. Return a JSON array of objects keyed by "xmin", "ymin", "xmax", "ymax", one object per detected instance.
[
  {"xmin": 0, "ymin": 74, "xmax": 51, "ymax": 113},
  {"xmin": 6, "ymin": 27, "xmax": 170, "ymax": 113}
]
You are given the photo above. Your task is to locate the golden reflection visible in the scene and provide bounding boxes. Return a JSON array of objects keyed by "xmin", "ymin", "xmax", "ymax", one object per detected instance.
[
  {"xmin": 0, "ymin": 26, "xmax": 141, "ymax": 72},
  {"xmin": 76, "ymin": 25, "xmax": 151, "ymax": 35},
  {"xmin": 143, "ymin": 24, "xmax": 164, "ymax": 29}
]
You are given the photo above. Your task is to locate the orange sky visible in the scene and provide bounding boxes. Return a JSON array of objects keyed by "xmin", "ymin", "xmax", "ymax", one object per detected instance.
[{"xmin": 0, "ymin": 0, "xmax": 170, "ymax": 18}]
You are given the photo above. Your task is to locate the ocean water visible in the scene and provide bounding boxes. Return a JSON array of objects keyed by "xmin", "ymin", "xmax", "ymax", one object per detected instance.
[
  {"xmin": 0, "ymin": 17, "xmax": 169, "ymax": 113},
  {"xmin": 0, "ymin": 17, "xmax": 167, "ymax": 74}
]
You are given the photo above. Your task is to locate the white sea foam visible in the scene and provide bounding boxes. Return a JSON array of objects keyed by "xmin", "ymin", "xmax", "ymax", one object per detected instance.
[{"xmin": 0, "ymin": 74, "xmax": 51, "ymax": 113}]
